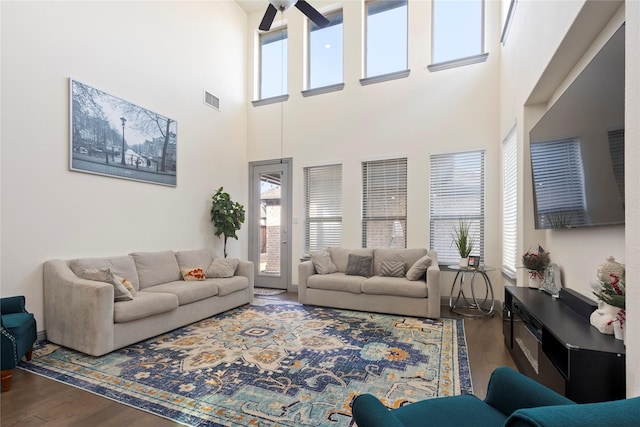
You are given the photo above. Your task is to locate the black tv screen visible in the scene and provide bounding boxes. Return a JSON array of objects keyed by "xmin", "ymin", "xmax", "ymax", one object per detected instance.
[{"xmin": 529, "ymin": 25, "xmax": 625, "ymax": 230}]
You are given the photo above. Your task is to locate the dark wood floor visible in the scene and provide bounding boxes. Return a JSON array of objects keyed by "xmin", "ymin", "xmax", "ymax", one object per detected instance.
[{"xmin": 1, "ymin": 294, "xmax": 516, "ymax": 426}]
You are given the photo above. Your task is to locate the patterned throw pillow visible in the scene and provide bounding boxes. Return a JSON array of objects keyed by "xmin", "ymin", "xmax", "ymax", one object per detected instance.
[
  {"xmin": 114, "ymin": 275, "xmax": 137, "ymax": 295},
  {"xmin": 380, "ymin": 260, "xmax": 405, "ymax": 278},
  {"xmin": 405, "ymin": 255, "xmax": 433, "ymax": 281},
  {"xmin": 181, "ymin": 267, "xmax": 206, "ymax": 281},
  {"xmin": 206, "ymin": 258, "xmax": 239, "ymax": 278},
  {"xmin": 345, "ymin": 254, "xmax": 373, "ymax": 277},
  {"xmin": 82, "ymin": 268, "xmax": 134, "ymax": 301}
]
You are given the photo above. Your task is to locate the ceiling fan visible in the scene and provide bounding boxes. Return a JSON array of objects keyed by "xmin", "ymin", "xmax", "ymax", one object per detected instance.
[{"xmin": 259, "ymin": 0, "xmax": 329, "ymax": 31}]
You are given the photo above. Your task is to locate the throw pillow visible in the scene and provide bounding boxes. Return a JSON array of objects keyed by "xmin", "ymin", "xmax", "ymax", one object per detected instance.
[
  {"xmin": 114, "ymin": 275, "xmax": 137, "ymax": 295},
  {"xmin": 206, "ymin": 258, "xmax": 239, "ymax": 278},
  {"xmin": 181, "ymin": 267, "xmax": 206, "ymax": 281},
  {"xmin": 310, "ymin": 250, "xmax": 337, "ymax": 274},
  {"xmin": 406, "ymin": 255, "xmax": 433, "ymax": 281},
  {"xmin": 345, "ymin": 254, "xmax": 373, "ymax": 277},
  {"xmin": 82, "ymin": 268, "xmax": 134, "ymax": 301},
  {"xmin": 381, "ymin": 260, "xmax": 405, "ymax": 278}
]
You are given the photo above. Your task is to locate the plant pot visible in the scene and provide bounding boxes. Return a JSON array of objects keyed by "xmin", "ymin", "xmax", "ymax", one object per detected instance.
[
  {"xmin": 613, "ymin": 321, "xmax": 625, "ymax": 342},
  {"xmin": 528, "ymin": 275, "xmax": 542, "ymax": 289},
  {"xmin": 459, "ymin": 258, "xmax": 468, "ymax": 268}
]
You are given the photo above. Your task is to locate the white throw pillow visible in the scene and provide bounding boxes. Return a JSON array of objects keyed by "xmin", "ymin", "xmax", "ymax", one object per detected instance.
[
  {"xmin": 405, "ymin": 255, "xmax": 432, "ymax": 281},
  {"xmin": 310, "ymin": 250, "xmax": 338, "ymax": 274},
  {"xmin": 82, "ymin": 268, "xmax": 134, "ymax": 301},
  {"xmin": 206, "ymin": 258, "xmax": 239, "ymax": 278}
]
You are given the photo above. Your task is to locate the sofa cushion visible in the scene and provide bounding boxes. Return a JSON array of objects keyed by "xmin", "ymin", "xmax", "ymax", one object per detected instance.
[
  {"xmin": 214, "ymin": 276, "xmax": 250, "ymax": 296},
  {"xmin": 81, "ymin": 268, "xmax": 134, "ymax": 301},
  {"xmin": 175, "ymin": 249, "xmax": 213, "ymax": 270},
  {"xmin": 373, "ymin": 248, "xmax": 428, "ymax": 276},
  {"xmin": 142, "ymin": 280, "xmax": 219, "ymax": 305},
  {"xmin": 362, "ymin": 276, "xmax": 428, "ymax": 298},
  {"xmin": 329, "ymin": 248, "xmax": 374, "ymax": 273},
  {"xmin": 114, "ymin": 291, "xmax": 179, "ymax": 323},
  {"xmin": 346, "ymin": 254, "xmax": 373, "ymax": 277},
  {"xmin": 180, "ymin": 267, "xmax": 206, "ymax": 281},
  {"xmin": 406, "ymin": 255, "xmax": 433, "ymax": 281},
  {"xmin": 310, "ymin": 250, "xmax": 338, "ymax": 274},
  {"xmin": 307, "ymin": 272, "xmax": 364, "ymax": 294},
  {"xmin": 380, "ymin": 260, "xmax": 405, "ymax": 277},
  {"xmin": 130, "ymin": 251, "xmax": 182, "ymax": 289},
  {"xmin": 206, "ymin": 258, "xmax": 239, "ymax": 278},
  {"xmin": 70, "ymin": 256, "xmax": 140, "ymax": 291}
]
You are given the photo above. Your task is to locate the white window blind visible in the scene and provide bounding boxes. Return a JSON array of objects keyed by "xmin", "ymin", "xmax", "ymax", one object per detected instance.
[
  {"xmin": 304, "ymin": 164, "xmax": 342, "ymax": 253},
  {"xmin": 502, "ymin": 127, "xmax": 517, "ymax": 277},
  {"xmin": 608, "ymin": 129, "xmax": 625, "ymax": 206},
  {"xmin": 531, "ymin": 138, "xmax": 586, "ymax": 228},
  {"xmin": 430, "ymin": 151, "xmax": 485, "ymax": 265},
  {"xmin": 362, "ymin": 157, "xmax": 407, "ymax": 248}
]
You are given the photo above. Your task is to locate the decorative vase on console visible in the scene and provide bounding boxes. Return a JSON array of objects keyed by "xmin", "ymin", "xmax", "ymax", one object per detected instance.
[
  {"xmin": 591, "ymin": 256, "xmax": 626, "ymax": 341},
  {"xmin": 522, "ymin": 245, "xmax": 550, "ymax": 289}
]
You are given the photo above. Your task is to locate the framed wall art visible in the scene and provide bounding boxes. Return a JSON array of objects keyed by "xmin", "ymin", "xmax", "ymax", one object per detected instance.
[{"xmin": 69, "ymin": 78, "xmax": 177, "ymax": 186}]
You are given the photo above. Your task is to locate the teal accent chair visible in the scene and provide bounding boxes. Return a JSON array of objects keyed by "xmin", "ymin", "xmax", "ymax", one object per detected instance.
[
  {"xmin": 1, "ymin": 296, "xmax": 37, "ymax": 391},
  {"xmin": 352, "ymin": 366, "xmax": 640, "ymax": 427}
]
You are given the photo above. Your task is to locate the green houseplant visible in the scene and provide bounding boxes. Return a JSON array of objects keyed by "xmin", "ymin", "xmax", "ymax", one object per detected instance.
[
  {"xmin": 210, "ymin": 187, "xmax": 246, "ymax": 258},
  {"xmin": 451, "ymin": 219, "xmax": 475, "ymax": 265}
]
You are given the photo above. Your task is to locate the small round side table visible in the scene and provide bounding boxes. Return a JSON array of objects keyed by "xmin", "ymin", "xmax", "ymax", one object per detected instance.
[{"xmin": 447, "ymin": 265, "xmax": 495, "ymax": 317}]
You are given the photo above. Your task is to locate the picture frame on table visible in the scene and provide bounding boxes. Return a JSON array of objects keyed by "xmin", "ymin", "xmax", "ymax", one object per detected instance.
[{"xmin": 467, "ymin": 256, "xmax": 481, "ymax": 269}]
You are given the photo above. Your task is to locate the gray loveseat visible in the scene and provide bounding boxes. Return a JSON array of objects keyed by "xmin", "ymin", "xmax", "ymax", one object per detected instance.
[
  {"xmin": 43, "ymin": 249, "xmax": 253, "ymax": 356},
  {"xmin": 298, "ymin": 248, "xmax": 440, "ymax": 319}
]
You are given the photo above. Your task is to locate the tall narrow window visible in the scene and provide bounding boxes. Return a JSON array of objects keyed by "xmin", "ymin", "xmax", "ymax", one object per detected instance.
[
  {"xmin": 362, "ymin": 158, "xmax": 407, "ymax": 248},
  {"xmin": 304, "ymin": 164, "xmax": 343, "ymax": 253},
  {"xmin": 531, "ymin": 138, "xmax": 586, "ymax": 228},
  {"xmin": 502, "ymin": 127, "xmax": 517, "ymax": 277},
  {"xmin": 430, "ymin": 151, "xmax": 485, "ymax": 264},
  {"xmin": 308, "ymin": 10, "xmax": 343, "ymax": 89},
  {"xmin": 365, "ymin": 0, "xmax": 408, "ymax": 78},
  {"xmin": 432, "ymin": 0, "xmax": 484, "ymax": 64},
  {"xmin": 260, "ymin": 27, "xmax": 288, "ymax": 99}
]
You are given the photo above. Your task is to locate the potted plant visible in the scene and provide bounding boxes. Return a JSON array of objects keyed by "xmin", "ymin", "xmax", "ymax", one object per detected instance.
[
  {"xmin": 521, "ymin": 245, "xmax": 550, "ymax": 288},
  {"xmin": 592, "ymin": 273, "xmax": 626, "ymax": 341},
  {"xmin": 210, "ymin": 187, "xmax": 246, "ymax": 258},
  {"xmin": 451, "ymin": 219, "xmax": 475, "ymax": 267}
]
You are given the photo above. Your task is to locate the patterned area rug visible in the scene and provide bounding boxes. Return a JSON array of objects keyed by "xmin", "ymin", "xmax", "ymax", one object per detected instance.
[
  {"xmin": 253, "ymin": 287, "xmax": 286, "ymax": 296},
  {"xmin": 21, "ymin": 300, "xmax": 472, "ymax": 426}
]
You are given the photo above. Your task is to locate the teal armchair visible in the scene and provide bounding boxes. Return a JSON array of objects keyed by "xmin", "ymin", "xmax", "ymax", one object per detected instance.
[
  {"xmin": 1, "ymin": 296, "xmax": 37, "ymax": 391},
  {"xmin": 352, "ymin": 366, "xmax": 640, "ymax": 427}
]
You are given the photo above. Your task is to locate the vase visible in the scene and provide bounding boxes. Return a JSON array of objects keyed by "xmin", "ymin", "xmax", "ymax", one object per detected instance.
[
  {"xmin": 613, "ymin": 321, "xmax": 625, "ymax": 342},
  {"xmin": 459, "ymin": 258, "xmax": 468, "ymax": 268},
  {"xmin": 528, "ymin": 275, "xmax": 542, "ymax": 289}
]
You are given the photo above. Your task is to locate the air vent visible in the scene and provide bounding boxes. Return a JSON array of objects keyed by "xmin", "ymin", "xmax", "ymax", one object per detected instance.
[{"xmin": 204, "ymin": 90, "xmax": 220, "ymax": 111}]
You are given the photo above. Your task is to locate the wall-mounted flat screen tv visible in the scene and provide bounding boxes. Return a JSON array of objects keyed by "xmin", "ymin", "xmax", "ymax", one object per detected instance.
[{"xmin": 529, "ymin": 25, "xmax": 625, "ymax": 230}]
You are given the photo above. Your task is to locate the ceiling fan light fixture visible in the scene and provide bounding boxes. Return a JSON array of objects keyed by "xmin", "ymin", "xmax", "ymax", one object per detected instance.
[{"xmin": 270, "ymin": 0, "xmax": 297, "ymax": 11}]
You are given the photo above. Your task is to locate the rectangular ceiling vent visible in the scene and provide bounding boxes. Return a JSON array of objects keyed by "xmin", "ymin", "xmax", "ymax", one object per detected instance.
[{"xmin": 204, "ymin": 90, "xmax": 220, "ymax": 111}]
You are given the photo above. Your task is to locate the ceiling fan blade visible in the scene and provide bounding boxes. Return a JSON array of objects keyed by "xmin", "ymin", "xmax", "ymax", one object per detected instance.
[
  {"xmin": 259, "ymin": 4, "xmax": 278, "ymax": 31},
  {"xmin": 295, "ymin": 1, "xmax": 329, "ymax": 28}
]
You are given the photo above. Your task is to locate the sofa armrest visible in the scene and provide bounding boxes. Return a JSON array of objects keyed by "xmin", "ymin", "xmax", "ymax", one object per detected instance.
[
  {"xmin": 235, "ymin": 260, "xmax": 254, "ymax": 291},
  {"xmin": 485, "ymin": 367, "xmax": 575, "ymax": 416},
  {"xmin": 505, "ymin": 397, "xmax": 640, "ymax": 427},
  {"xmin": 0, "ymin": 296, "xmax": 27, "ymax": 315},
  {"xmin": 352, "ymin": 394, "xmax": 406, "ymax": 427},
  {"xmin": 43, "ymin": 259, "xmax": 115, "ymax": 356},
  {"xmin": 297, "ymin": 260, "xmax": 316, "ymax": 303},
  {"xmin": 426, "ymin": 263, "xmax": 441, "ymax": 318}
]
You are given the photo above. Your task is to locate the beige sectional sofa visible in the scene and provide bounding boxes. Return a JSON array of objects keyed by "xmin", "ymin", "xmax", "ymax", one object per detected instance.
[
  {"xmin": 43, "ymin": 249, "xmax": 253, "ymax": 356},
  {"xmin": 298, "ymin": 248, "xmax": 440, "ymax": 319}
]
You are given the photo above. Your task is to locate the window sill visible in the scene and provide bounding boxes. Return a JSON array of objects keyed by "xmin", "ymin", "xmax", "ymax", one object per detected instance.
[
  {"xmin": 428, "ymin": 53, "xmax": 489, "ymax": 72},
  {"xmin": 359, "ymin": 69, "xmax": 410, "ymax": 86},
  {"xmin": 252, "ymin": 94, "xmax": 289, "ymax": 107},
  {"xmin": 301, "ymin": 83, "xmax": 345, "ymax": 98}
]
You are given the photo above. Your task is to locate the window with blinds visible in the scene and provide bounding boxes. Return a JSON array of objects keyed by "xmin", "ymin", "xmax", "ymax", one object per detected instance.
[
  {"xmin": 608, "ymin": 129, "xmax": 625, "ymax": 207},
  {"xmin": 362, "ymin": 157, "xmax": 407, "ymax": 248},
  {"xmin": 430, "ymin": 151, "xmax": 485, "ymax": 265},
  {"xmin": 502, "ymin": 127, "xmax": 517, "ymax": 277},
  {"xmin": 530, "ymin": 138, "xmax": 586, "ymax": 228},
  {"xmin": 304, "ymin": 164, "xmax": 343, "ymax": 254}
]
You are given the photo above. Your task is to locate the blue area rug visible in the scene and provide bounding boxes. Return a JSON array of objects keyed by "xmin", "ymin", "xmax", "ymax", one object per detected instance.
[{"xmin": 21, "ymin": 300, "xmax": 472, "ymax": 426}]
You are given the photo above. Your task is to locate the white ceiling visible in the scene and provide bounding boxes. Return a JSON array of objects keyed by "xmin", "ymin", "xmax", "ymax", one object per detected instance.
[{"xmin": 236, "ymin": 0, "xmax": 268, "ymax": 14}]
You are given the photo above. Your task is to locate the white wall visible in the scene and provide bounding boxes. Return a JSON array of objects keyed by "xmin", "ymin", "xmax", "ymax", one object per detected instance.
[
  {"xmin": 0, "ymin": 1, "xmax": 249, "ymax": 330},
  {"xmin": 245, "ymin": 0, "xmax": 503, "ymax": 297}
]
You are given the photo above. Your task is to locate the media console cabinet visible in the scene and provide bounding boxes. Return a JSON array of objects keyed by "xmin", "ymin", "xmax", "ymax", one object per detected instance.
[{"xmin": 503, "ymin": 286, "xmax": 625, "ymax": 403}]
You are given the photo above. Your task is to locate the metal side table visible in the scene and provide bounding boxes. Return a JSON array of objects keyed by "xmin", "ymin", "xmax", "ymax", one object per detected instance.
[{"xmin": 447, "ymin": 265, "xmax": 495, "ymax": 317}]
